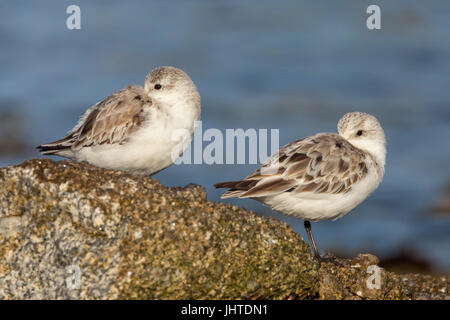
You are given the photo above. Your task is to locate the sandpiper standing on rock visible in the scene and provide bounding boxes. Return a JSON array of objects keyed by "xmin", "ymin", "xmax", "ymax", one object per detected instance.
[
  {"xmin": 38, "ymin": 66, "xmax": 201, "ymax": 175},
  {"xmin": 215, "ymin": 112, "xmax": 386, "ymax": 261}
]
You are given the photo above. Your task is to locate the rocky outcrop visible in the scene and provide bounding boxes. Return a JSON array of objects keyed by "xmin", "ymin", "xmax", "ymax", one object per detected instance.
[{"xmin": 0, "ymin": 159, "xmax": 448, "ymax": 299}]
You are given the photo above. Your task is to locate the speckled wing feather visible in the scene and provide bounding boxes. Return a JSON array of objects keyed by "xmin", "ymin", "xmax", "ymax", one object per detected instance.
[
  {"xmin": 214, "ymin": 133, "xmax": 368, "ymax": 199},
  {"xmin": 38, "ymin": 86, "xmax": 151, "ymax": 154}
]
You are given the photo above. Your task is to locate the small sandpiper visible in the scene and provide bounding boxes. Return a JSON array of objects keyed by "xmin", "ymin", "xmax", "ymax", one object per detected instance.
[
  {"xmin": 215, "ymin": 112, "xmax": 386, "ymax": 261},
  {"xmin": 38, "ymin": 66, "xmax": 201, "ymax": 175}
]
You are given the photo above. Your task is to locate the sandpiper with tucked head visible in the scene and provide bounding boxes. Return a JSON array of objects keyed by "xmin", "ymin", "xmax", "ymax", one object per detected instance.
[
  {"xmin": 38, "ymin": 66, "xmax": 201, "ymax": 175},
  {"xmin": 214, "ymin": 112, "xmax": 386, "ymax": 261}
]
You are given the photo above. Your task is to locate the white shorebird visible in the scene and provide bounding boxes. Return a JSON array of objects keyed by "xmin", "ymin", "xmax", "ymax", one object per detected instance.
[
  {"xmin": 38, "ymin": 66, "xmax": 201, "ymax": 175},
  {"xmin": 215, "ymin": 112, "xmax": 386, "ymax": 260}
]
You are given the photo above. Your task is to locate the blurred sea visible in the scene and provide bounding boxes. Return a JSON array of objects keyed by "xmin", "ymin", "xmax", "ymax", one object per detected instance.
[{"xmin": 0, "ymin": 0, "xmax": 449, "ymax": 271}]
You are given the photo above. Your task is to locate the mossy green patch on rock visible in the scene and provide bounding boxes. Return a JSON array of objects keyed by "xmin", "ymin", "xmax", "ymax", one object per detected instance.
[{"xmin": 117, "ymin": 200, "xmax": 318, "ymax": 299}]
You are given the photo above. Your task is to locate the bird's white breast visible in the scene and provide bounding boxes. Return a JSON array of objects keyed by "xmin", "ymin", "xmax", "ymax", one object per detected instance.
[
  {"xmin": 73, "ymin": 102, "xmax": 198, "ymax": 175},
  {"xmin": 260, "ymin": 157, "xmax": 383, "ymax": 221}
]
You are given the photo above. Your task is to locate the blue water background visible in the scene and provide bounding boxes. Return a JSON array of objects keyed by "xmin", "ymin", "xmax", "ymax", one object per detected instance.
[{"xmin": 0, "ymin": 0, "xmax": 449, "ymax": 270}]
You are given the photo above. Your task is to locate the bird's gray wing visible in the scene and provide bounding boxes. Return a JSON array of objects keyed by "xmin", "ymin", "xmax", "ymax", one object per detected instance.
[
  {"xmin": 215, "ymin": 133, "xmax": 368, "ymax": 199},
  {"xmin": 38, "ymin": 85, "xmax": 152, "ymax": 154}
]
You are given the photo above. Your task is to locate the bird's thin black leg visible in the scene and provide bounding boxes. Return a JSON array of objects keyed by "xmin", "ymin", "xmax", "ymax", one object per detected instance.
[
  {"xmin": 304, "ymin": 220, "xmax": 344, "ymax": 267},
  {"xmin": 304, "ymin": 220, "xmax": 320, "ymax": 259}
]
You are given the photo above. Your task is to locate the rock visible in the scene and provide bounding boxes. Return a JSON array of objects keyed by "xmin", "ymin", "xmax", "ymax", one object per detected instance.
[
  {"xmin": 317, "ymin": 254, "xmax": 448, "ymax": 300},
  {"xmin": 317, "ymin": 253, "xmax": 401, "ymax": 300},
  {"xmin": 0, "ymin": 159, "xmax": 317, "ymax": 299},
  {"xmin": 0, "ymin": 159, "xmax": 448, "ymax": 299}
]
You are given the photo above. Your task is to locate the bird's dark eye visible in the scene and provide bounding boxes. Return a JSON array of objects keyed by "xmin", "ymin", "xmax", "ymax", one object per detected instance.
[
  {"xmin": 356, "ymin": 130, "xmax": 363, "ymax": 136},
  {"xmin": 154, "ymin": 84, "xmax": 162, "ymax": 90}
]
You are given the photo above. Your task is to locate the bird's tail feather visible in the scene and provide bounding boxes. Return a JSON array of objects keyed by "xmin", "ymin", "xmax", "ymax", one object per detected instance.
[
  {"xmin": 214, "ymin": 180, "xmax": 252, "ymax": 199},
  {"xmin": 213, "ymin": 181, "xmax": 242, "ymax": 189},
  {"xmin": 37, "ymin": 134, "xmax": 75, "ymax": 155}
]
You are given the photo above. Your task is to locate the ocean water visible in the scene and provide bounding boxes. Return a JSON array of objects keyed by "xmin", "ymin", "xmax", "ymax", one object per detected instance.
[{"xmin": 0, "ymin": 0, "xmax": 449, "ymax": 271}]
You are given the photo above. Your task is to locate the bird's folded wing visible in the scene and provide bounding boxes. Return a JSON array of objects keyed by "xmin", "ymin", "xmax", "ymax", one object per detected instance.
[
  {"xmin": 216, "ymin": 133, "xmax": 369, "ymax": 199},
  {"xmin": 71, "ymin": 85, "xmax": 152, "ymax": 148},
  {"xmin": 40, "ymin": 86, "xmax": 152, "ymax": 152}
]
